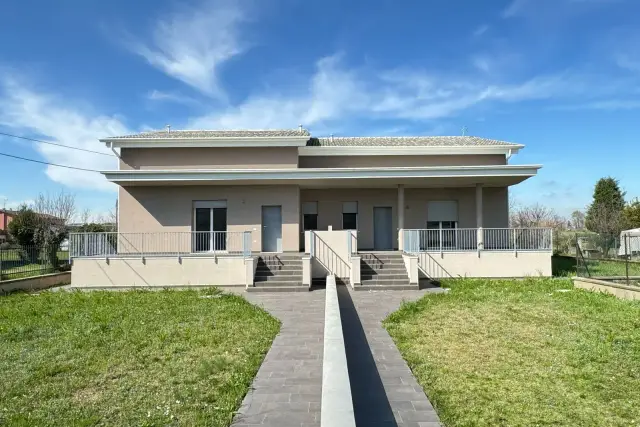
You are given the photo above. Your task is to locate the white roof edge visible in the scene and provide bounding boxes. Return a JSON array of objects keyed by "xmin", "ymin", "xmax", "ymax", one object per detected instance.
[
  {"xmin": 100, "ymin": 135, "xmax": 310, "ymax": 142},
  {"xmin": 298, "ymin": 145, "xmax": 524, "ymax": 156},
  {"xmin": 101, "ymin": 164, "xmax": 542, "ymax": 182},
  {"xmin": 102, "ymin": 136, "xmax": 310, "ymax": 148}
]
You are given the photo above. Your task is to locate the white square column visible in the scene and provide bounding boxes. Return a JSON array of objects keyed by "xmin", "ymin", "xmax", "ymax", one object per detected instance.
[
  {"xmin": 398, "ymin": 185, "xmax": 405, "ymax": 250},
  {"xmin": 476, "ymin": 183, "xmax": 484, "ymax": 250}
]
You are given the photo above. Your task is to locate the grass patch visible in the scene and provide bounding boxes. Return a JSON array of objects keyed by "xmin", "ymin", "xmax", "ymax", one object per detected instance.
[
  {"xmin": 553, "ymin": 255, "xmax": 640, "ymax": 279},
  {"xmin": 0, "ymin": 289, "xmax": 280, "ymax": 426},
  {"xmin": 385, "ymin": 278, "xmax": 640, "ymax": 427}
]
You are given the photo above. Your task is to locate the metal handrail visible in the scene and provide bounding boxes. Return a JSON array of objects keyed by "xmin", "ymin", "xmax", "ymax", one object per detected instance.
[
  {"xmin": 69, "ymin": 231, "xmax": 252, "ymax": 258},
  {"xmin": 403, "ymin": 228, "xmax": 553, "ymax": 253}
]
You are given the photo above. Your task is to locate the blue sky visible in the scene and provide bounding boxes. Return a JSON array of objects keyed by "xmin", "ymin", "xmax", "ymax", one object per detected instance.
[{"xmin": 0, "ymin": 0, "xmax": 639, "ymax": 219}]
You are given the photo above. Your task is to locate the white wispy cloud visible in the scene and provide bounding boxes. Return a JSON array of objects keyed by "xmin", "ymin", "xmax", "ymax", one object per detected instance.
[
  {"xmin": 0, "ymin": 196, "xmax": 34, "ymax": 210},
  {"xmin": 147, "ymin": 89, "xmax": 201, "ymax": 106},
  {"xmin": 473, "ymin": 25, "xmax": 490, "ymax": 37},
  {"xmin": 188, "ymin": 55, "xmax": 625, "ymax": 131},
  {"xmin": 0, "ymin": 77, "xmax": 127, "ymax": 191},
  {"xmin": 503, "ymin": 0, "xmax": 623, "ymax": 18},
  {"xmin": 125, "ymin": 0, "xmax": 248, "ymax": 100}
]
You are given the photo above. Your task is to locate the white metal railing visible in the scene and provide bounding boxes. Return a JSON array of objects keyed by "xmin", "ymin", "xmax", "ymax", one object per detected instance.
[
  {"xmin": 69, "ymin": 231, "xmax": 252, "ymax": 258},
  {"xmin": 403, "ymin": 228, "xmax": 552, "ymax": 253}
]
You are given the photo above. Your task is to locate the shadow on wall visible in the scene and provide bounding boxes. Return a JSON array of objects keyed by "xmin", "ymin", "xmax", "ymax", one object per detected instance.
[{"xmin": 337, "ymin": 285, "xmax": 398, "ymax": 426}]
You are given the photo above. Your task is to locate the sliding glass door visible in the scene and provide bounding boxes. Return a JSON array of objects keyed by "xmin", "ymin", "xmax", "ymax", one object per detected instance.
[{"xmin": 193, "ymin": 201, "xmax": 227, "ymax": 252}]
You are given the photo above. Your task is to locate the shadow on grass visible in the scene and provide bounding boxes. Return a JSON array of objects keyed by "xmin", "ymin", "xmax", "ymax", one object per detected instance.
[{"xmin": 552, "ymin": 255, "xmax": 577, "ymax": 277}]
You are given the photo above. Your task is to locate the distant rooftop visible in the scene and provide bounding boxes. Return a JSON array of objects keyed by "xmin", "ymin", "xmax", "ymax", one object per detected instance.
[
  {"xmin": 307, "ymin": 136, "xmax": 521, "ymax": 147},
  {"xmin": 105, "ymin": 129, "xmax": 311, "ymax": 139}
]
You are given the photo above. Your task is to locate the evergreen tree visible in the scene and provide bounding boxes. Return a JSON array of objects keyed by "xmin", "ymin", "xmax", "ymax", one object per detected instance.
[{"xmin": 585, "ymin": 177, "xmax": 626, "ymax": 235}]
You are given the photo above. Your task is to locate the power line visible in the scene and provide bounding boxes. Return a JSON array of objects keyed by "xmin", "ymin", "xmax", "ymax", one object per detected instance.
[
  {"xmin": 0, "ymin": 131, "xmax": 116, "ymax": 157},
  {"xmin": 0, "ymin": 151, "xmax": 100, "ymax": 172}
]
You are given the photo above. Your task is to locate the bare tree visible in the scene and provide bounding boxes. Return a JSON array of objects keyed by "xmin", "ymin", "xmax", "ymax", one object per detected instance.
[
  {"xmin": 32, "ymin": 191, "xmax": 76, "ymax": 265},
  {"xmin": 33, "ymin": 191, "xmax": 76, "ymax": 225},
  {"xmin": 79, "ymin": 208, "xmax": 91, "ymax": 225},
  {"xmin": 509, "ymin": 203, "xmax": 567, "ymax": 229},
  {"xmin": 570, "ymin": 210, "xmax": 586, "ymax": 230}
]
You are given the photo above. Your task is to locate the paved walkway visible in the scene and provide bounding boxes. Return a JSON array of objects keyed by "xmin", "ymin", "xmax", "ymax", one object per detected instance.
[
  {"xmin": 231, "ymin": 290, "xmax": 326, "ymax": 427},
  {"xmin": 345, "ymin": 287, "xmax": 444, "ymax": 427},
  {"xmin": 230, "ymin": 287, "xmax": 444, "ymax": 427}
]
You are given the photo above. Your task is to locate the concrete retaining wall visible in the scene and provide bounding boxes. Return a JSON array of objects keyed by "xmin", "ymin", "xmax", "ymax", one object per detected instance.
[
  {"xmin": 573, "ymin": 277, "xmax": 640, "ymax": 300},
  {"xmin": 71, "ymin": 256, "xmax": 253, "ymax": 288},
  {"xmin": 0, "ymin": 272, "xmax": 70, "ymax": 294},
  {"xmin": 321, "ymin": 275, "xmax": 356, "ymax": 427},
  {"xmin": 418, "ymin": 251, "xmax": 552, "ymax": 278}
]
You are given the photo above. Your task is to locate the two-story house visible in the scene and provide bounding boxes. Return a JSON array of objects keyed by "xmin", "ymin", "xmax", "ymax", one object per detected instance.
[{"xmin": 69, "ymin": 128, "xmax": 552, "ymax": 291}]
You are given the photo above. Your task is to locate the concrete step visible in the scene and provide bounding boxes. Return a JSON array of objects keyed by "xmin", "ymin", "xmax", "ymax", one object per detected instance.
[
  {"xmin": 255, "ymin": 268, "xmax": 303, "ymax": 276},
  {"xmin": 246, "ymin": 286, "xmax": 309, "ymax": 293},
  {"xmin": 361, "ymin": 274, "xmax": 409, "ymax": 280},
  {"xmin": 254, "ymin": 276, "xmax": 302, "ymax": 284},
  {"xmin": 256, "ymin": 262, "xmax": 303, "ymax": 267},
  {"xmin": 360, "ymin": 267, "xmax": 407, "ymax": 274},
  {"xmin": 353, "ymin": 284, "xmax": 420, "ymax": 291},
  {"xmin": 360, "ymin": 278, "xmax": 411, "ymax": 286}
]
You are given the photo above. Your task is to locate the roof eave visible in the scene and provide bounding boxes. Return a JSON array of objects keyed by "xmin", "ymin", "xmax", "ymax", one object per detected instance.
[
  {"xmin": 102, "ymin": 164, "xmax": 542, "ymax": 183},
  {"xmin": 298, "ymin": 145, "xmax": 524, "ymax": 156},
  {"xmin": 100, "ymin": 136, "xmax": 311, "ymax": 148}
]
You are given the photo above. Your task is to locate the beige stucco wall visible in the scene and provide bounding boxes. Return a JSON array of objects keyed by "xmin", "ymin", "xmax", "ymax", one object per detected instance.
[
  {"xmin": 417, "ymin": 251, "xmax": 552, "ymax": 278},
  {"xmin": 301, "ymin": 187, "xmax": 508, "ymax": 250},
  {"xmin": 71, "ymin": 256, "xmax": 251, "ymax": 287},
  {"xmin": 120, "ymin": 147, "xmax": 299, "ymax": 170},
  {"xmin": 299, "ymin": 154, "xmax": 506, "ymax": 168},
  {"xmin": 119, "ymin": 185, "xmax": 300, "ymax": 252}
]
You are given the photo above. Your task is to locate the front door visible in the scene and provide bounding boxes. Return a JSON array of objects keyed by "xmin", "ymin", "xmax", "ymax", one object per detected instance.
[
  {"xmin": 262, "ymin": 206, "xmax": 282, "ymax": 252},
  {"xmin": 373, "ymin": 207, "xmax": 393, "ymax": 250}
]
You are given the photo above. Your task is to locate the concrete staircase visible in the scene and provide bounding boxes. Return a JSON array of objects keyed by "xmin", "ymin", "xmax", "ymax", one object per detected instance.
[
  {"xmin": 356, "ymin": 252, "xmax": 418, "ymax": 291},
  {"xmin": 247, "ymin": 254, "xmax": 308, "ymax": 292}
]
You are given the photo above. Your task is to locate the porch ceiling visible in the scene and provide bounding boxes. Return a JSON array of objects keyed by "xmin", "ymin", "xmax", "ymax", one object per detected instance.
[{"xmin": 102, "ymin": 165, "xmax": 540, "ymax": 188}]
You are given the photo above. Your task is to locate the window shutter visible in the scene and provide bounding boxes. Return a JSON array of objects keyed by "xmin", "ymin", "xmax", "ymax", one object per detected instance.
[{"xmin": 427, "ymin": 201, "xmax": 458, "ymax": 222}]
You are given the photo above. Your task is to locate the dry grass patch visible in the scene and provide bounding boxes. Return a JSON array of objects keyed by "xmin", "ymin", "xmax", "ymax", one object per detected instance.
[{"xmin": 384, "ymin": 278, "xmax": 640, "ymax": 427}]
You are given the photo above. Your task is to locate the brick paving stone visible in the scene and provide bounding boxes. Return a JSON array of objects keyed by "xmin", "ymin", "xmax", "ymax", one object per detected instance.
[
  {"xmin": 229, "ymin": 285, "xmax": 444, "ymax": 426},
  {"xmin": 231, "ymin": 290, "xmax": 325, "ymax": 427}
]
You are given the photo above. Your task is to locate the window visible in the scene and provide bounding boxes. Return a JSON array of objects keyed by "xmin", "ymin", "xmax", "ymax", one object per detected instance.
[
  {"xmin": 302, "ymin": 202, "xmax": 318, "ymax": 231},
  {"xmin": 193, "ymin": 201, "xmax": 227, "ymax": 252},
  {"xmin": 342, "ymin": 202, "xmax": 358, "ymax": 230},
  {"xmin": 425, "ymin": 202, "xmax": 458, "ymax": 249}
]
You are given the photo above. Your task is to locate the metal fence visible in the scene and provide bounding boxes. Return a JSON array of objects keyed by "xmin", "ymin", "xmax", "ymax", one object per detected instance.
[
  {"xmin": 403, "ymin": 228, "xmax": 553, "ymax": 253},
  {"xmin": 576, "ymin": 233, "xmax": 640, "ymax": 286},
  {"xmin": 0, "ymin": 244, "xmax": 70, "ymax": 281},
  {"xmin": 69, "ymin": 231, "xmax": 252, "ymax": 258}
]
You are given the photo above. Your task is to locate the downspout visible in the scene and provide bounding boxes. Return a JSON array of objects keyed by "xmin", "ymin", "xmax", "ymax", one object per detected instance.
[{"xmin": 109, "ymin": 141, "xmax": 121, "ymax": 158}]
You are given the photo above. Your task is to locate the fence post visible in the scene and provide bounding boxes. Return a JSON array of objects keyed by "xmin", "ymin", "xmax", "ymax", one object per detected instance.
[
  {"xmin": 625, "ymin": 234, "xmax": 630, "ymax": 286},
  {"xmin": 310, "ymin": 232, "xmax": 315, "ymax": 258},
  {"xmin": 513, "ymin": 228, "xmax": 517, "ymax": 255},
  {"xmin": 439, "ymin": 228, "xmax": 443, "ymax": 257},
  {"xmin": 243, "ymin": 231, "xmax": 251, "ymax": 257},
  {"xmin": 347, "ymin": 232, "xmax": 352, "ymax": 257}
]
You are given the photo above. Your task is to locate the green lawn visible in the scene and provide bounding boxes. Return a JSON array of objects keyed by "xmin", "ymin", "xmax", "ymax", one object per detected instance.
[
  {"xmin": 0, "ymin": 289, "xmax": 280, "ymax": 426},
  {"xmin": 553, "ymin": 255, "xmax": 640, "ymax": 279},
  {"xmin": 1, "ymin": 249, "xmax": 70, "ymax": 280},
  {"xmin": 385, "ymin": 278, "xmax": 640, "ymax": 427}
]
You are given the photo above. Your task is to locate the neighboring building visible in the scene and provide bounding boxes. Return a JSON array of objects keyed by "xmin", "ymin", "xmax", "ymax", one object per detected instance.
[
  {"xmin": 0, "ymin": 209, "xmax": 16, "ymax": 242},
  {"xmin": 70, "ymin": 128, "xmax": 552, "ymax": 290}
]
